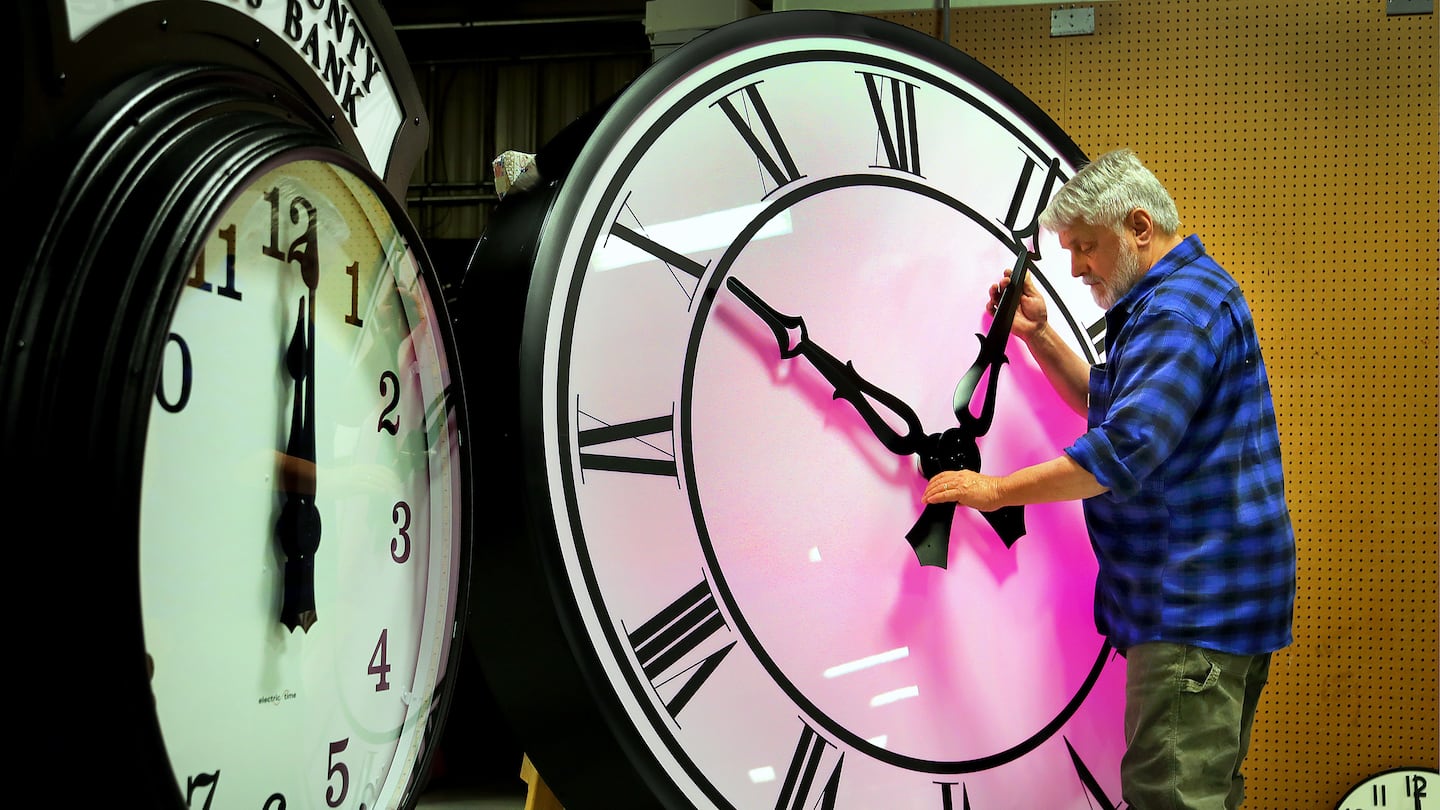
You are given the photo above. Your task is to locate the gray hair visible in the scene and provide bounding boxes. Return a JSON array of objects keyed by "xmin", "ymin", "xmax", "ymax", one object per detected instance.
[{"xmin": 1039, "ymin": 148, "xmax": 1181, "ymax": 236}]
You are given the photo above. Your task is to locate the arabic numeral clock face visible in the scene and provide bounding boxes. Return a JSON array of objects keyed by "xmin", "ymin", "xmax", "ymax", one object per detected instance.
[
  {"xmin": 519, "ymin": 13, "xmax": 1123, "ymax": 809},
  {"xmin": 1336, "ymin": 768, "xmax": 1439, "ymax": 810},
  {"xmin": 140, "ymin": 157, "xmax": 466, "ymax": 810}
]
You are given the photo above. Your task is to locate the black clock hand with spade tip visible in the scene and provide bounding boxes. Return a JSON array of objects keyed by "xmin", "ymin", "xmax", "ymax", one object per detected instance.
[
  {"xmin": 727, "ymin": 277, "xmax": 930, "ymax": 458},
  {"xmin": 275, "ymin": 198, "xmax": 322, "ymax": 633},
  {"xmin": 905, "ymin": 247, "xmax": 1031, "ymax": 562}
]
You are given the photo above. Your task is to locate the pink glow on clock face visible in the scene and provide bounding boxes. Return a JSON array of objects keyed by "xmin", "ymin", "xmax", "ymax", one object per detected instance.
[
  {"xmin": 549, "ymin": 37, "xmax": 1128, "ymax": 807},
  {"xmin": 686, "ymin": 184, "xmax": 1122, "ymax": 770}
]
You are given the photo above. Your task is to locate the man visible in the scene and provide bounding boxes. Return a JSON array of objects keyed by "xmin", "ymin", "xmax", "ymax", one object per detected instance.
[{"xmin": 923, "ymin": 148, "xmax": 1296, "ymax": 809}]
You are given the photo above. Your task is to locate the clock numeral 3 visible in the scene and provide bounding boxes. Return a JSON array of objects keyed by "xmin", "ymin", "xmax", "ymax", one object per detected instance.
[{"xmin": 391, "ymin": 500, "xmax": 413, "ymax": 563}]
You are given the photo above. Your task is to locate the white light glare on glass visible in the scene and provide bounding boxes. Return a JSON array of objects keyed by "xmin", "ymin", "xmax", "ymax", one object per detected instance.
[
  {"xmin": 594, "ymin": 204, "xmax": 794, "ymax": 271},
  {"xmin": 823, "ymin": 646, "xmax": 909, "ymax": 679}
]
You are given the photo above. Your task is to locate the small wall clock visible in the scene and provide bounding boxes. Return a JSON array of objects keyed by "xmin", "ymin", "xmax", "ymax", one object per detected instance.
[
  {"xmin": 464, "ymin": 10, "xmax": 1122, "ymax": 809},
  {"xmin": 1335, "ymin": 768, "xmax": 1439, "ymax": 810},
  {"xmin": 8, "ymin": 3, "xmax": 472, "ymax": 807}
]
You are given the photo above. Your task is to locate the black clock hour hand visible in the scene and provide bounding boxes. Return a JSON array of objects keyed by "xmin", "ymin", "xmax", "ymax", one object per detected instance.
[
  {"xmin": 275, "ymin": 293, "xmax": 321, "ymax": 633},
  {"xmin": 727, "ymin": 277, "xmax": 928, "ymax": 457}
]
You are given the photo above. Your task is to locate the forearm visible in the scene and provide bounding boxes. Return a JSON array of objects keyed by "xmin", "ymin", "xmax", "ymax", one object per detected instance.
[
  {"xmin": 922, "ymin": 454, "xmax": 1107, "ymax": 510},
  {"xmin": 991, "ymin": 454, "xmax": 1107, "ymax": 508},
  {"xmin": 1022, "ymin": 325, "xmax": 1091, "ymax": 415}
]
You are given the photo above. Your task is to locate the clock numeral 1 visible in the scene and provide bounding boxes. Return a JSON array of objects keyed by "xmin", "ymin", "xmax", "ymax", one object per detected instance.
[
  {"xmin": 190, "ymin": 223, "xmax": 242, "ymax": 300},
  {"xmin": 345, "ymin": 260, "xmax": 363, "ymax": 327},
  {"xmin": 1065, "ymin": 736, "xmax": 1118, "ymax": 810},
  {"xmin": 776, "ymin": 721, "xmax": 844, "ymax": 810},
  {"xmin": 1002, "ymin": 154, "xmax": 1068, "ymax": 256},
  {"xmin": 935, "ymin": 781, "xmax": 970, "ymax": 810},
  {"xmin": 576, "ymin": 407, "xmax": 677, "ymax": 478},
  {"xmin": 626, "ymin": 579, "xmax": 736, "ymax": 718},
  {"xmin": 713, "ymin": 82, "xmax": 804, "ymax": 196},
  {"xmin": 860, "ymin": 72, "xmax": 922, "ymax": 176}
]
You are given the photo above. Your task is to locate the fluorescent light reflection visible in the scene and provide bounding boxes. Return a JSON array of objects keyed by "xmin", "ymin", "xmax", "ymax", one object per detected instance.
[
  {"xmin": 870, "ymin": 685, "xmax": 920, "ymax": 707},
  {"xmin": 749, "ymin": 766, "xmax": 777, "ymax": 784},
  {"xmin": 823, "ymin": 646, "xmax": 910, "ymax": 679},
  {"xmin": 808, "ymin": 546, "xmax": 822, "ymax": 562},
  {"xmin": 593, "ymin": 204, "xmax": 793, "ymax": 271},
  {"xmin": 867, "ymin": 735, "xmax": 889, "ymax": 749}
]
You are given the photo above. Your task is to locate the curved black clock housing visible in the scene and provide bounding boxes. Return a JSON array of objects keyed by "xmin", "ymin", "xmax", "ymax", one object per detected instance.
[{"xmin": 463, "ymin": 10, "xmax": 1122, "ymax": 810}]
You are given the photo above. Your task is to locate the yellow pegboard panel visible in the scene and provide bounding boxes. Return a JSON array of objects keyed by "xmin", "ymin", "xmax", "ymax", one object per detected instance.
[{"xmin": 869, "ymin": 2, "xmax": 1439, "ymax": 806}]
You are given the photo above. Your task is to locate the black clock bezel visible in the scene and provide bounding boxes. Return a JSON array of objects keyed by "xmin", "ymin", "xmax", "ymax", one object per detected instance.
[
  {"xmin": 466, "ymin": 10, "xmax": 1092, "ymax": 809},
  {"xmin": 9, "ymin": 60, "xmax": 472, "ymax": 810}
]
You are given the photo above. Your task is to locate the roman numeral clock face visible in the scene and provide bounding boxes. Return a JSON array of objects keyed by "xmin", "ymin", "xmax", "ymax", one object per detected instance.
[{"xmin": 523, "ymin": 13, "xmax": 1122, "ymax": 809}]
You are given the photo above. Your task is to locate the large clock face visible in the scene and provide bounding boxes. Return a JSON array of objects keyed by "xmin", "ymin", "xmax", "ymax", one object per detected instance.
[
  {"xmin": 139, "ymin": 157, "xmax": 466, "ymax": 810},
  {"xmin": 506, "ymin": 12, "xmax": 1122, "ymax": 809}
]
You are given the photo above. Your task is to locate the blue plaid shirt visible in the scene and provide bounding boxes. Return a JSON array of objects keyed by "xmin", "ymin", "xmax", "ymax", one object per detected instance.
[{"xmin": 1066, "ymin": 235, "xmax": 1295, "ymax": 655}]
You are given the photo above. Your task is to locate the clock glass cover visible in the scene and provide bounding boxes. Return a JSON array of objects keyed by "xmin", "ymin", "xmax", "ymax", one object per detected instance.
[
  {"xmin": 490, "ymin": 12, "xmax": 1123, "ymax": 808},
  {"xmin": 139, "ymin": 156, "xmax": 465, "ymax": 810}
]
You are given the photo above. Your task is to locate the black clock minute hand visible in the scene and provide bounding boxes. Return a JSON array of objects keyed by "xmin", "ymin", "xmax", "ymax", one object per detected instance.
[
  {"xmin": 907, "ymin": 247, "xmax": 1031, "ymax": 561},
  {"xmin": 952, "ymin": 248, "xmax": 1030, "ymax": 437},
  {"xmin": 727, "ymin": 277, "xmax": 928, "ymax": 457},
  {"xmin": 275, "ymin": 203, "xmax": 322, "ymax": 633}
]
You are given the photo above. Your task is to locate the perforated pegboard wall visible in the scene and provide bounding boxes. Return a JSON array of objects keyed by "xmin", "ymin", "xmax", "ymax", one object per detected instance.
[{"xmin": 871, "ymin": 2, "xmax": 1439, "ymax": 806}]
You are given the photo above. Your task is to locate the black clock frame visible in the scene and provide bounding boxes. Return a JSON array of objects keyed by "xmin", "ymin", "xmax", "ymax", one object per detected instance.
[
  {"xmin": 9, "ymin": 3, "xmax": 470, "ymax": 805},
  {"xmin": 463, "ymin": 10, "xmax": 1091, "ymax": 810}
]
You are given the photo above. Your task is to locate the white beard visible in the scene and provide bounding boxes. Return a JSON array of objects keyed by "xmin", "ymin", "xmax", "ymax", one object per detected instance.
[{"xmin": 1092, "ymin": 240, "xmax": 1144, "ymax": 310}]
